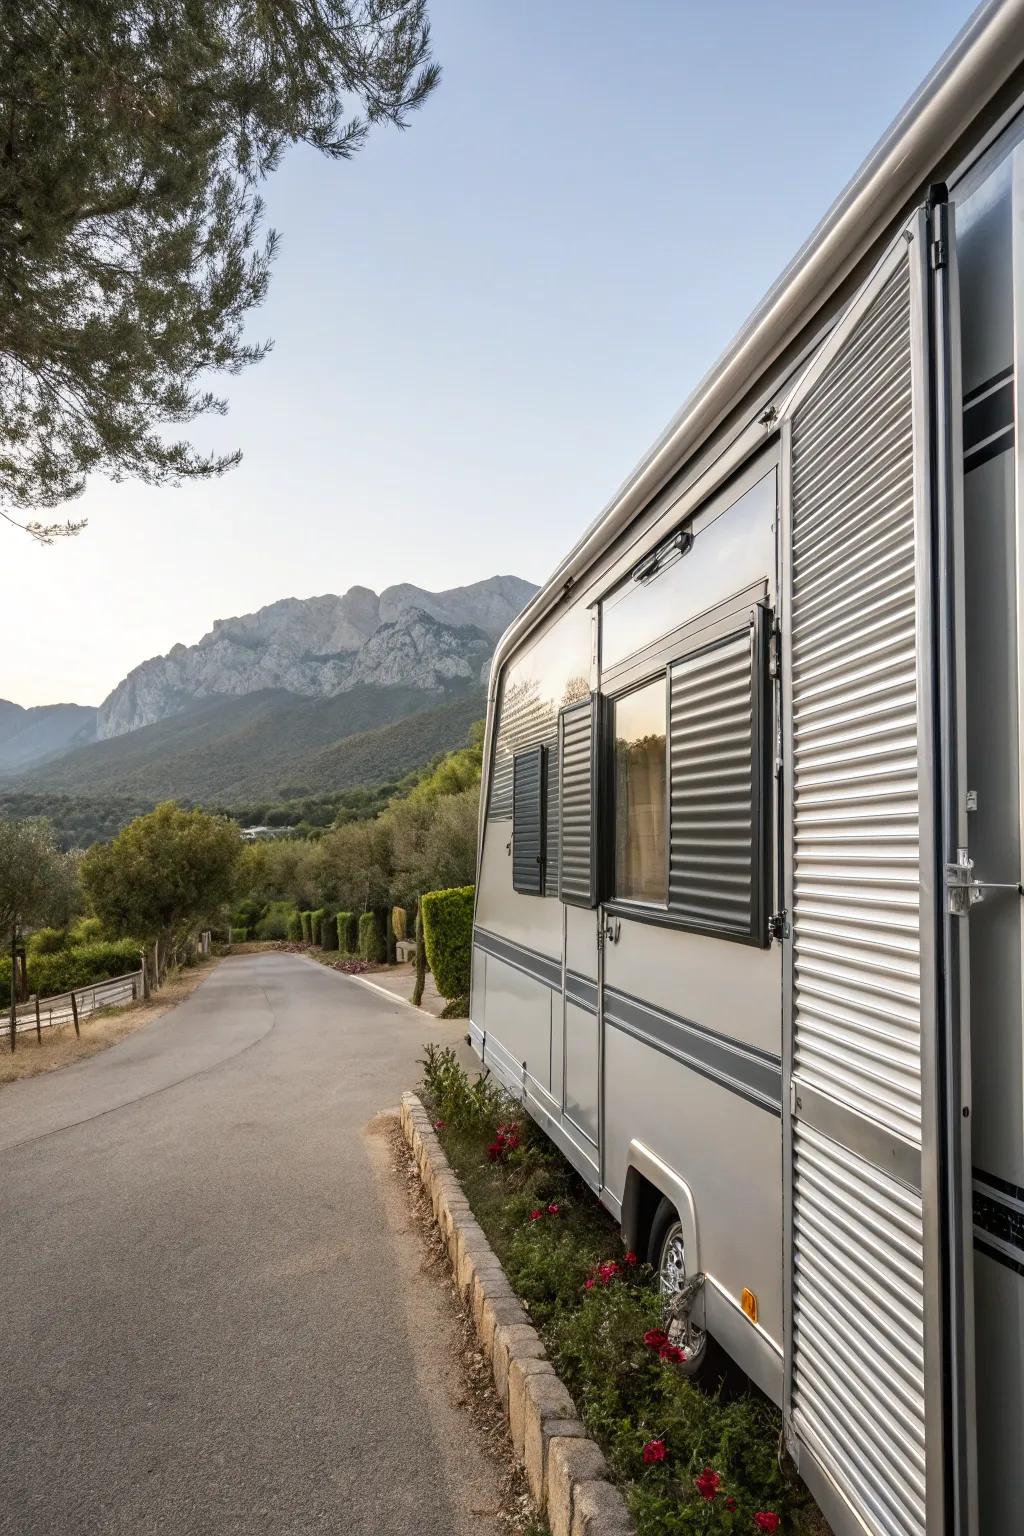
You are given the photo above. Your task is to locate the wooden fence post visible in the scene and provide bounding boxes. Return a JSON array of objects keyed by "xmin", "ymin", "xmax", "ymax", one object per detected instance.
[
  {"xmin": 70, "ymin": 989, "xmax": 80, "ymax": 1039},
  {"xmin": 34, "ymin": 994, "xmax": 41, "ymax": 1044}
]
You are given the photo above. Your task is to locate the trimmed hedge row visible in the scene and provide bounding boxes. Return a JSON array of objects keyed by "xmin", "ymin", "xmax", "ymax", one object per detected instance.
[
  {"xmin": 309, "ymin": 908, "xmax": 327, "ymax": 948},
  {"xmin": 320, "ymin": 910, "xmax": 338, "ymax": 950},
  {"xmin": 0, "ymin": 939, "xmax": 144, "ymax": 1008},
  {"xmin": 300, "ymin": 911, "xmax": 313, "ymax": 943},
  {"xmin": 358, "ymin": 910, "xmax": 387, "ymax": 964},
  {"xmin": 336, "ymin": 911, "xmax": 357, "ymax": 954},
  {"xmin": 230, "ymin": 927, "xmax": 249, "ymax": 943},
  {"xmin": 421, "ymin": 885, "xmax": 474, "ymax": 1000},
  {"xmin": 287, "ymin": 910, "xmax": 303, "ymax": 942}
]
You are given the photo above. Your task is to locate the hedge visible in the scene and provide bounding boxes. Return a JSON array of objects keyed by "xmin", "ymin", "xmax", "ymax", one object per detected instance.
[
  {"xmin": 392, "ymin": 906, "xmax": 407, "ymax": 942},
  {"xmin": 420, "ymin": 885, "xmax": 474, "ymax": 1000},
  {"xmin": 358, "ymin": 910, "xmax": 387, "ymax": 964},
  {"xmin": 0, "ymin": 939, "xmax": 143, "ymax": 1008},
  {"xmin": 336, "ymin": 911, "xmax": 357, "ymax": 954},
  {"xmin": 28, "ymin": 927, "xmax": 70, "ymax": 957},
  {"xmin": 255, "ymin": 901, "xmax": 295, "ymax": 941},
  {"xmin": 309, "ymin": 907, "xmax": 327, "ymax": 948},
  {"xmin": 320, "ymin": 910, "xmax": 338, "ymax": 950},
  {"xmin": 230, "ymin": 927, "xmax": 249, "ymax": 943},
  {"xmin": 300, "ymin": 911, "xmax": 313, "ymax": 943},
  {"xmin": 286, "ymin": 910, "xmax": 303, "ymax": 942}
]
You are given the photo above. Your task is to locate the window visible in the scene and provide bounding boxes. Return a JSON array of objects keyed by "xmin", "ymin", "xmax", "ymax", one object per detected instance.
[
  {"xmin": 603, "ymin": 607, "xmax": 770, "ymax": 946},
  {"xmin": 512, "ymin": 744, "xmax": 546, "ymax": 895},
  {"xmin": 612, "ymin": 679, "xmax": 667, "ymax": 903}
]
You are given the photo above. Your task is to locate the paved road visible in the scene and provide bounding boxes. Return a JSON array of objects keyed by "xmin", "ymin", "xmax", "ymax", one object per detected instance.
[{"xmin": 0, "ymin": 954, "xmax": 498, "ymax": 1536}]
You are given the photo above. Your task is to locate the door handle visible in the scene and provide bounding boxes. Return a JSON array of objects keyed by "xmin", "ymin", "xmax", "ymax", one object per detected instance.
[
  {"xmin": 945, "ymin": 852, "xmax": 1023, "ymax": 915},
  {"xmin": 602, "ymin": 917, "xmax": 621, "ymax": 945}
]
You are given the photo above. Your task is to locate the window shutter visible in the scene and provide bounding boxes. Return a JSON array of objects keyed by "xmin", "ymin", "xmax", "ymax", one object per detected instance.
[
  {"xmin": 544, "ymin": 736, "xmax": 560, "ymax": 896},
  {"xmin": 512, "ymin": 745, "xmax": 546, "ymax": 895},
  {"xmin": 559, "ymin": 697, "xmax": 598, "ymax": 908},
  {"xmin": 668, "ymin": 612, "xmax": 768, "ymax": 943}
]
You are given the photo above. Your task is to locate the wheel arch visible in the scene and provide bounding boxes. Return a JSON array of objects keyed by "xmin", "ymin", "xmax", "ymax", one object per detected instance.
[{"xmin": 620, "ymin": 1140, "xmax": 700, "ymax": 1272}]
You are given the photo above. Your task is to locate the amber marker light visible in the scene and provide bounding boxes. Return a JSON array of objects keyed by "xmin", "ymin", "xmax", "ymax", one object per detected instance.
[{"xmin": 740, "ymin": 1288, "xmax": 759, "ymax": 1324}]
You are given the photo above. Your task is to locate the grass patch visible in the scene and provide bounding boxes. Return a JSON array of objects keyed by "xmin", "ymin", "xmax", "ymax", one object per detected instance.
[{"xmin": 420, "ymin": 1044, "xmax": 821, "ymax": 1535}]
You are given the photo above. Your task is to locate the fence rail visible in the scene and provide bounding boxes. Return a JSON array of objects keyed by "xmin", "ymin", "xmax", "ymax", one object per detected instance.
[{"xmin": 12, "ymin": 969, "xmax": 143, "ymax": 1039}]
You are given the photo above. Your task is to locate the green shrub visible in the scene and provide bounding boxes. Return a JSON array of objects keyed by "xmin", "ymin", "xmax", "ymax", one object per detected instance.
[
  {"xmin": 336, "ymin": 911, "xmax": 357, "ymax": 954},
  {"xmin": 358, "ymin": 910, "xmax": 387, "ymax": 964},
  {"xmin": 233, "ymin": 897, "xmax": 264, "ymax": 932},
  {"xmin": 255, "ymin": 901, "xmax": 295, "ymax": 941},
  {"xmin": 70, "ymin": 916, "xmax": 105, "ymax": 945},
  {"xmin": 230, "ymin": 926, "xmax": 249, "ymax": 943},
  {"xmin": 28, "ymin": 926, "xmax": 70, "ymax": 957},
  {"xmin": 309, "ymin": 907, "xmax": 327, "ymax": 947},
  {"xmin": 0, "ymin": 938, "xmax": 143, "ymax": 1007},
  {"xmin": 286, "ymin": 910, "xmax": 303, "ymax": 942},
  {"xmin": 421, "ymin": 885, "xmax": 474, "ymax": 999},
  {"xmin": 320, "ymin": 910, "xmax": 338, "ymax": 950},
  {"xmin": 300, "ymin": 910, "xmax": 313, "ymax": 943},
  {"xmin": 392, "ymin": 905, "xmax": 407, "ymax": 941}
]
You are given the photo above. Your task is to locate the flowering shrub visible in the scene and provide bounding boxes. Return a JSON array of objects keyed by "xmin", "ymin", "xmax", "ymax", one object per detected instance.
[{"xmin": 418, "ymin": 1046, "xmax": 810, "ymax": 1536}]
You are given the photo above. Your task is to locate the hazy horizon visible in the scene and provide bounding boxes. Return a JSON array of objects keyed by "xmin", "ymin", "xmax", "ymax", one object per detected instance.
[{"xmin": 5, "ymin": 0, "xmax": 974, "ymax": 708}]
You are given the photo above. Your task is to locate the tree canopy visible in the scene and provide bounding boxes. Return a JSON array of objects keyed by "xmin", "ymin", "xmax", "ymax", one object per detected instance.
[
  {"xmin": 0, "ymin": 817, "xmax": 79, "ymax": 1043},
  {"xmin": 81, "ymin": 801, "xmax": 241, "ymax": 940},
  {"xmin": 0, "ymin": 2, "xmax": 439, "ymax": 538}
]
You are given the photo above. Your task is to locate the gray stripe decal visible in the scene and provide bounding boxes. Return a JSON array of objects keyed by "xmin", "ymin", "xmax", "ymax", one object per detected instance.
[
  {"xmin": 565, "ymin": 970, "xmax": 597, "ymax": 1011},
  {"xmin": 473, "ymin": 926, "xmax": 562, "ymax": 989},
  {"xmin": 603, "ymin": 986, "xmax": 782, "ymax": 1115},
  {"xmin": 475, "ymin": 927, "xmax": 780, "ymax": 1114}
]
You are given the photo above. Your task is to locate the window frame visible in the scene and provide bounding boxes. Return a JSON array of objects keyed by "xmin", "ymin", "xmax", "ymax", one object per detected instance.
[{"xmin": 600, "ymin": 594, "xmax": 772, "ymax": 948}]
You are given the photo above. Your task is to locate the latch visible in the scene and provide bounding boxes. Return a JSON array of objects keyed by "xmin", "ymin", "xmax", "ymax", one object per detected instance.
[
  {"xmin": 768, "ymin": 909, "xmax": 789, "ymax": 942},
  {"xmin": 945, "ymin": 848, "xmax": 1023, "ymax": 915},
  {"xmin": 768, "ymin": 617, "xmax": 782, "ymax": 680}
]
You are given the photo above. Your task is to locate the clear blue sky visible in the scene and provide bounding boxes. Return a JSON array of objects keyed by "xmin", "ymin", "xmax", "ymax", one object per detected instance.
[{"xmin": 9, "ymin": 0, "xmax": 975, "ymax": 706}]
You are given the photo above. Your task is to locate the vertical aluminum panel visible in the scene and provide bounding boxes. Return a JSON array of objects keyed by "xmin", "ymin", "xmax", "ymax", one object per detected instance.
[
  {"xmin": 781, "ymin": 213, "xmax": 947, "ymax": 1536},
  {"xmin": 545, "ymin": 737, "xmax": 561, "ymax": 896},
  {"xmin": 559, "ymin": 697, "xmax": 598, "ymax": 908},
  {"xmin": 512, "ymin": 745, "xmax": 545, "ymax": 895}
]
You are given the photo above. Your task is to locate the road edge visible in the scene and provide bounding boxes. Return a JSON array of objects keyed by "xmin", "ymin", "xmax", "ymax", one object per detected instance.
[{"xmin": 400, "ymin": 1091, "xmax": 634, "ymax": 1536}]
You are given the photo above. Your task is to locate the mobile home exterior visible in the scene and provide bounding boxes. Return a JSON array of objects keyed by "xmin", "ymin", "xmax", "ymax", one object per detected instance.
[{"xmin": 470, "ymin": 4, "xmax": 1024, "ymax": 1533}]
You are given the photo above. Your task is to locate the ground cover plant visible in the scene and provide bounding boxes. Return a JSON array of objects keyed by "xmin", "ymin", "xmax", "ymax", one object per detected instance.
[{"xmin": 420, "ymin": 1046, "xmax": 817, "ymax": 1535}]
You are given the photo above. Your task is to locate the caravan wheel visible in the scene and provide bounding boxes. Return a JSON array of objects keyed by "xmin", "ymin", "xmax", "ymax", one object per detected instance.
[{"xmin": 648, "ymin": 1197, "xmax": 711, "ymax": 1379}]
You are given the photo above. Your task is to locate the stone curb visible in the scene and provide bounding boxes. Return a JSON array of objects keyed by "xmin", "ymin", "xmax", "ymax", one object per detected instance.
[{"xmin": 400, "ymin": 1091, "xmax": 634, "ymax": 1536}]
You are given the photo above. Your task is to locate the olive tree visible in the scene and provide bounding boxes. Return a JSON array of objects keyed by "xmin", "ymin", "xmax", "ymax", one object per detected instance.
[{"xmin": 0, "ymin": 819, "xmax": 78, "ymax": 1050}]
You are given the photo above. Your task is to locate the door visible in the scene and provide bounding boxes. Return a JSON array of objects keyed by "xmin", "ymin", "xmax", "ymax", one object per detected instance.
[
  {"xmin": 559, "ymin": 695, "xmax": 601, "ymax": 1168},
  {"xmin": 779, "ymin": 200, "xmax": 974, "ymax": 1536}
]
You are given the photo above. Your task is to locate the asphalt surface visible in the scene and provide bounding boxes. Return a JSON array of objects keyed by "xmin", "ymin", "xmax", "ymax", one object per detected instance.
[{"xmin": 0, "ymin": 953, "xmax": 499, "ymax": 1536}]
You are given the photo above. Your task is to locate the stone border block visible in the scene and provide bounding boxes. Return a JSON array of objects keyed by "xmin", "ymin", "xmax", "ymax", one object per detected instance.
[{"xmin": 400, "ymin": 1091, "xmax": 633, "ymax": 1536}]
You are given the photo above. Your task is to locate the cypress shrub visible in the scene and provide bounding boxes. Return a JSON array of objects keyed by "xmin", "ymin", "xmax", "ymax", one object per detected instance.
[
  {"xmin": 358, "ymin": 910, "xmax": 387, "ymax": 964},
  {"xmin": 300, "ymin": 911, "xmax": 313, "ymax": 943},
  {"xmin": 286, "ymin": 910, "xmax": 303, "ymax": 942},
  {"xmin": 309, "ymin": 907, "xmax": 327, "ymax": 947},
  {"xmin": 392, "ymin": 906, "xmax": 407, "ymax": 942},
  {"xmin": 336, "ymin": 911, "xmax": 357, "ymax": 954},
  {"xmin": 320, "ymin": 910, "xmax": 338, "ymax": 950},
  {"xmin": 420, "ymin": 885, "xmax": 474, "ymax": 1000}
]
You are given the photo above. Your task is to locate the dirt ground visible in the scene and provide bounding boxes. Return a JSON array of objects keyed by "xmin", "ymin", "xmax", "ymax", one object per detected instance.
[{"xmin": 0, "ymin": 956, "xmax": 222, "ymax": 1088}]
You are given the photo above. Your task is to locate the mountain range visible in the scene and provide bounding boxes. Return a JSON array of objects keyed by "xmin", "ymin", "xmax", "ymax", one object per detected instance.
[{"xmin": 3, "ymin": 575, "xmax": 536, "ymax": 804}]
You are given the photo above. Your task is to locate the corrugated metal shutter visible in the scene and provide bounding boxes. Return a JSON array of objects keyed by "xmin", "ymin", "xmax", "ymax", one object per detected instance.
[
  {"xmin": 513, "ymin": 745, "xmax": 545, "ymax": 895},
  {"xmin": 489, "ymin": 677, "xmax": 557, "ymax": 820},
  {"xmin": 669, "ymin": 622, "xmax": 765, "ymax": 941},
  {"xmin": 544, "ymin": 735, "xmax": 560, "ymax": 896},
  {"xmin": 787, "ymin": 240, "xmax": 929, "ymax": 1534},
  {"xmin": 559, "ymin": 698, "xmax": 597, "ymax": 908}
]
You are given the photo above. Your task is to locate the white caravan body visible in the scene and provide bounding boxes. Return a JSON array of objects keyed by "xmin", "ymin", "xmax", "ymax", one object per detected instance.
[{"xmin": 470, "ymin": 5, "xmax": 1024, "ymax": 1534}]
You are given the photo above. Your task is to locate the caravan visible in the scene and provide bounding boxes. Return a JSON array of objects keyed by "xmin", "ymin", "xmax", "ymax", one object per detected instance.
[{"xmin": 470, "ymin": 3, "xmax": 1024, "ymax": 1533}]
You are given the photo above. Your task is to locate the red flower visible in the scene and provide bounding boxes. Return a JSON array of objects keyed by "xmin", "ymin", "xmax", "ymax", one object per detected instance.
[
  {"xmin": 486, "ymin": 1142, "xmax": 503, "ymax": 1162},
  {"xmin": 529, "ymin": 1209, "xmax": 543, "ymax": 1222},
  {"xmin": 547, "ymin": 1202, "xmax": 560, "ymax": 1215},
  {"xmin": 658, "ymin": 1343, "xmax": 687, "ymax": 1364},
  {"xmin": 597, "ymin": 1260, "xmax": 619, "ymax": 1285},
  {"xmin": 624, "ymin": 1250, "xmax": 638, "ymax": 1266},
  {"xmin": 642, "ymin": 1439, "xmax": 666, "ymax": 1465},
  {"xmin": 584, "ymin": 1277, "xmax": 595, "ymax": 1290},
  {"xmin": 643, "ymin": 1329, "xmax": 669, "ymax": 1351},
  {"xmin": 726, "ymin": 1496, "xmax": 737, "ymax": 1512},
  {"xmin": 754, "ymin": 1515, "xmax": 780, "ymax": 1533},
  {"xmin": 434, "ymin": 1119, "xmax": 445, "ymax": 1130},
  {"xmin": 504, "ymin": 1132, "xmax": 520, "ymax": 1151},
  {"xmin": 694, "ymin": 1468, "xmax": 722, "ymax": 1501}
]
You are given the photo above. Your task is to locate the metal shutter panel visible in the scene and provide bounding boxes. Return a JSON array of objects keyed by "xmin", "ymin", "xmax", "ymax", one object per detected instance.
[
  {"xmin": 559, "ymin": 698, "xmax": 597, "ymax": 908},
  {"xmin": 787, "ymin": 240, "xmax": 929, "ymax": 1536},
  {"xmin": 512, "ymin": 745, "xmax": 545, "ymax": 895},
  {"xmin": 669, "ymin": 622, "xmax": 765, "ymax": 942},
  {"xmin": 489, "ymin": 678, "xmax": 557, "ymax": 821},
  {"xmin": 544, "ymin": 735, "xmax": 560, "ymax": 896}
]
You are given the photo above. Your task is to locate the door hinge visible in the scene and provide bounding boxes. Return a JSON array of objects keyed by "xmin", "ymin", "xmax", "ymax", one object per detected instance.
[
  {"xmin": 768, "ymin": 909, "xmax": 789, "ymax": 942},
  {"xmin": 931, "ymin": 237, "xmax": 947, "ymax": 270},
  {"xmin": 945, "ymin": 848, "xmax": 1023, "ymax": 915}
]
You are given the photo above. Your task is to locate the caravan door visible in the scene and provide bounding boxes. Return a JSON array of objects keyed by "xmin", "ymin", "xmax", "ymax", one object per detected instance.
[{"xmin": 778, "ymin": 200, "xmax": 974, "ymax": 1536}]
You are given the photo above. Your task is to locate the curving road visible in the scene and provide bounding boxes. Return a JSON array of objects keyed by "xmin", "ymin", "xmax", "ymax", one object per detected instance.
[{"xmin": 0, "ymin": 953, "xmax": 498, "ymax": 1536}]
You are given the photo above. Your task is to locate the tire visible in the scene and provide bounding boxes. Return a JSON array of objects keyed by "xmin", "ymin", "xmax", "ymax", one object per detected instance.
[{"xmin": 646, "ymin": 1196, "xmax": 716, "ymax": 1381}]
